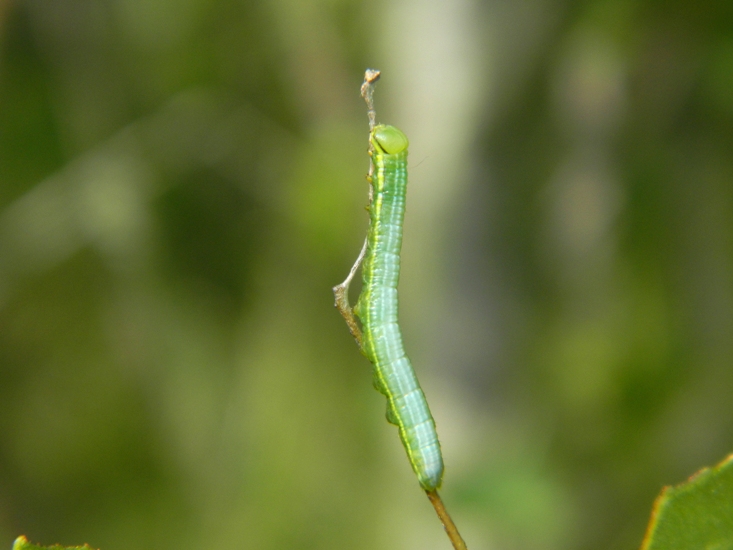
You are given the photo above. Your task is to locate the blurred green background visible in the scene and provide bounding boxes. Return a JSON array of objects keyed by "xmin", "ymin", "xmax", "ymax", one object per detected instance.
[{"xmin": 1, "ymin": 0, "xmax": 733, "ymax": 549}]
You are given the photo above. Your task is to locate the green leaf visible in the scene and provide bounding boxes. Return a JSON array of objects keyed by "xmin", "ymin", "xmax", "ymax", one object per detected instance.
[
  {"xmin": 641, "ymin": 453, "xmax": 733, "ymax": 550},
  {"xmin": 12, "ymin": 536, "xmax": 98, "ymax": 550}
]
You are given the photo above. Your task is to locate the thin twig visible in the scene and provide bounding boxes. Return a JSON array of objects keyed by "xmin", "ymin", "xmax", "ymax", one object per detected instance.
[
  {"xmin": 361, "ymin": 68, "xmax": 381, "ymax": 133},
  {"xmin": 426, "ymin": 490, "xmax": 469, "ymax": 550},
  {"xmin": 362, "ymin": 69, "xmax": 380, "ymax": 202}
]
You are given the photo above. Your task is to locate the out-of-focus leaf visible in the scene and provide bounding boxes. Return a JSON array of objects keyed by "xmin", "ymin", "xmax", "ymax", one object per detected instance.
[
  {"xmin": 640, "ymin": 454, "xmax": 733, "ymax": 550},
  {"xmin": 12, "ymin": 536, "xmax": 97, "ymax": 550}
]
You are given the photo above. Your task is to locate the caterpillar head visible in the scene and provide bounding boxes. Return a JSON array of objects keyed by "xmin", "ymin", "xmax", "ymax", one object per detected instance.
[{"xmin": 372, "ymin": 125, "xmax": 409, "ymax": 154}]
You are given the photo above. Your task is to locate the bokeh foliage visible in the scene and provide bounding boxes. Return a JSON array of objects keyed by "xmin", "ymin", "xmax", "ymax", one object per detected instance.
[{"xmin": 1, "ymin": 1, "xmax": 733, "ymax": 549}]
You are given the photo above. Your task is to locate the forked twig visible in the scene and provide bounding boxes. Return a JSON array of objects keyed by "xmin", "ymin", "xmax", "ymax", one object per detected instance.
[{"xmin": 332, "ymin": 69, "xmax": 381, "ymax": 348}]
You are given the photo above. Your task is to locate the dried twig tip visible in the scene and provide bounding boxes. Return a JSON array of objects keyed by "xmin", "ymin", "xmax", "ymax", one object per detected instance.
[
  {"xmin": 361, "ymin": 68, "xmax": 381, "ymax": 133},
  {"xmin": 364, "ymin": 68, "xmax": 381, "ymax": 84}
]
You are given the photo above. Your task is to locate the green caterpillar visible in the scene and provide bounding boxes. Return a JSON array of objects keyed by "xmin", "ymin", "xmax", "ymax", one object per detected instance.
[
  {"xmin": 354, "ymin": 124, "xmax": 444, "ymax": 491},
  {"xmin": 334, "ymin": 70, "xmax": 466, "ymax": 550}
]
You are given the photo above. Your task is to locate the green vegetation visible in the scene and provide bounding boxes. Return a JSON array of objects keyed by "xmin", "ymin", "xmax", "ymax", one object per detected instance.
[
  {"xmin": 642, "ymin": 455, "xmax": 733, "ymax": 550},
  {"xmin": 13, "ymin": 536, "xmax": 95, "ymax": 550},
  {"xmin": 1, "ymin": 0, "xmax": 733, "ymax": 549}
]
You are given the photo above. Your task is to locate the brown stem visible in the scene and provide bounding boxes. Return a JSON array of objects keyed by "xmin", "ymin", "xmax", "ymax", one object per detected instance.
[{"xmin": 426, "ymin": 490, "xmax": 468, "ymax": 550}]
